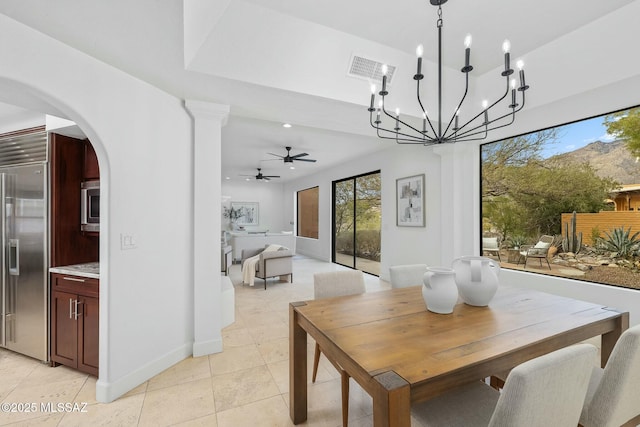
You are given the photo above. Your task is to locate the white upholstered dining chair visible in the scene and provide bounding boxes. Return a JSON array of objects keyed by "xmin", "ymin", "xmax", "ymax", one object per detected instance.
[
  {"xmin": 312, "ymin": 270, "xmax": 365, "ymax": 427},
  {"xmin": 412, "ymin": 344, "xmax": 597, "ymax": 427},
  {"xmin": 389, "ymin": 264, "xmax": 427, "ymax": 288},
  {"xmin": 579, "ymin": 324, "xmax": 640, "ymax": 427}
]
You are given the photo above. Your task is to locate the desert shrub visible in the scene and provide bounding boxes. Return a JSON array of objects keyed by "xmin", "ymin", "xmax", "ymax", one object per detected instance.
[
  {"xmin": 355, "ymin": 229, "xmax": 381, "ymax": 261},
  {"xmin": 335, "ymin": 229, "xmax": 380, "ymax": 261},
  {"xmin": 601, "ymin": 227, "xmax": 640, "ymax": 258}
]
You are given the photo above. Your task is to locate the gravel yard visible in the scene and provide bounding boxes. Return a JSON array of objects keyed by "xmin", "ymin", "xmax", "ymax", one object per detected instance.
[{"xmin": 583, "ymin": 266, "xmax": 640, "ymax": 290}]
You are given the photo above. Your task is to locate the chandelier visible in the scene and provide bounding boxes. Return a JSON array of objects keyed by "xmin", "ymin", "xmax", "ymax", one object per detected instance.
[{"xmin": 368, "ymin": 0, "xmax": 530, "ymax": 145}]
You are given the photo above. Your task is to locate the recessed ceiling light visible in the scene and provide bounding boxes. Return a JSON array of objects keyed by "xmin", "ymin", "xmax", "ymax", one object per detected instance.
[
  {"xmin": 282, "ymin": 123, "xmax": 292, "ymax": 128},
  {"xmin": 290, "ymin": 166, "xmax": 295, "ymax": 170},
  {"xmin": 245, "ymin": 178, "xmax": 250, "ymax": 181},
  {"xmin": 225, "ymin": 176, "xmax": 230, "ymax": 180}
]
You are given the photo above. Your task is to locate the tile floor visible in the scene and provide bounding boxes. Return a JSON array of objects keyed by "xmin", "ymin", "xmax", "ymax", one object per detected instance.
[{"xmin": 0, "ymin": 256, "xmax": 398, "ymax": 427}]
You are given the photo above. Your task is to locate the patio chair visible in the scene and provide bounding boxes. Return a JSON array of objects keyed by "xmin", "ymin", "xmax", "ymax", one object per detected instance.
[
  {"xmin": 482, "ymin": 237, "xmax": 501, "ymax": 261},
  {"xmin": 518, "ymin": 235, "xmax": 553, "ymax": 269},
  {"xmin": 412, "ymin": 343, "xmax": 597, "ymax": 427}
]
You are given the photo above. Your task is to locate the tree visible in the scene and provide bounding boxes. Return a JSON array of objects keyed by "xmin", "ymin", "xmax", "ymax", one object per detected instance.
[
  {"xmin": 482, "ymin": 130, "xmax": 618, "ymax": 240},
  {"xmin": 604, "ymin": 107, "xmax": 640, "ymax": 158},
  {"xmin": 483, "ymin": 196, "xmax": 528, "ymax": 244},
  {"xmin": 482, "ymin": 128, "xmax": 560, "ymax": 198},
  {"xmin": 506, "ymin": 159, "xmax": 617, "ymax": 235}
]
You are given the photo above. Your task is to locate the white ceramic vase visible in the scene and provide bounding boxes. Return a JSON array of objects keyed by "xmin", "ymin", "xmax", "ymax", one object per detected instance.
[
  {"xmin": 451, "ymin": 256, "xmax": 501, "ymax": 306},
  {"xmin": 422, "ymin": 267, "xmax": 459, "ymax": 314}
]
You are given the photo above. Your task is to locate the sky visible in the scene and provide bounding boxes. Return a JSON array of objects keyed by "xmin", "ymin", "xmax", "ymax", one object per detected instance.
[{"xmin": 539, "ymin": 113, "xmax": 617, "ymax": 159}]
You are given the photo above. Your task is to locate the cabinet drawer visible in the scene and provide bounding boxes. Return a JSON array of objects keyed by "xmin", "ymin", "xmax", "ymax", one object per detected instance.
[{"xmin": 51, "ymin": 273, "xmax": 99, "ymax": 297}]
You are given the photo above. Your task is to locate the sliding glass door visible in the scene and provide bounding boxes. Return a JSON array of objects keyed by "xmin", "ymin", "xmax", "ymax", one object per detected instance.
[{"xmin": 333, "ymin": 171, "xmax": 381, "ymax": 276}]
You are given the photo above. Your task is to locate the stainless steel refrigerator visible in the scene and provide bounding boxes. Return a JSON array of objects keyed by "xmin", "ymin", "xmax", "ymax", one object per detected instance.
[{"xmin": 0, "ymin": 147, "xmax": 48, "ymax": 361}]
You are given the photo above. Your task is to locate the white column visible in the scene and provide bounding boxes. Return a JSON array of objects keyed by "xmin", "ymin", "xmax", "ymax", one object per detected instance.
[
  {"xmin": 185, "ymin": 100, "xmax": 229, "ymax": 357},
  {"xmin": 432, "ymin": 142, "xmax": 480, "ymax": 264}
]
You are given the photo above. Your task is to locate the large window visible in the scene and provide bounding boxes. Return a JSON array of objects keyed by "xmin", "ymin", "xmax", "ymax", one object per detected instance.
[
  {"xmin": 333, "ymin": 171, "xmax": 381, "ymax": 276},
  {"xmin": 481, "ymin": 106, "xmax": 640, "ymax": 290},
  {"xmin": 297, "ymin": 186, "xmax": 319, "ymax": 239}
]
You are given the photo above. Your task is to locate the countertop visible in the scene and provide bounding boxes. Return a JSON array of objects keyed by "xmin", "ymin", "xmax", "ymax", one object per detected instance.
[{"xmin": 49, "ymin": 262, "xmax": 99, "ymax": 279}]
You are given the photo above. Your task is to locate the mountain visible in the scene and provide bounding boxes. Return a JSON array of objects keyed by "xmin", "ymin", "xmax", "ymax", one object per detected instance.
[{"xmin": 550, "ymin": 140, "xmax": 640, "ymax": 185}]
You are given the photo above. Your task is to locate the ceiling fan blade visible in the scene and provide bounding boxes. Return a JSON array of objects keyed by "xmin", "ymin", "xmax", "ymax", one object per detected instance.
[
  {"xmin": 264, "ymin": 175, "xmax": 281, "ymax": 178},
  {"xmin": 295, "ymin": 158, "xmax": 317, "ymax": 162},
  {"xmin": 290, "ymin": 153, "xmax": 309, "ymax": 159},
  {"xmin": 267, "ymin": 152, "xmax": 285, "ymax": 158}
]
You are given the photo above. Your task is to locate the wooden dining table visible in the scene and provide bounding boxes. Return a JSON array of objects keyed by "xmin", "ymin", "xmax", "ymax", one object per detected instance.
[{"xmin": 289, "ymin": 285, "xmax": 629, "ymax": 426}]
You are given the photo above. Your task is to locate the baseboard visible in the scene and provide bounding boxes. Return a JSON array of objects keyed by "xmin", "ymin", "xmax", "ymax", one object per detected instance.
[
  {"xmin": 95, "ymin": 343, "xmax": 192, "ymax": 403},
  {"xmin": 193, "ymin": 337, "xmax": 223, "ymax": 357}
]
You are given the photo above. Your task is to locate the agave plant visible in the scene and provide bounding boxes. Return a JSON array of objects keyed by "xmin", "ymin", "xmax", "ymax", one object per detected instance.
[
  {"xmin": 601, "ymin": 227, "xmax": 640, "ymax": 258},
  {"xmin": 507, "ymin": 234, "xmax": 528, "ymax": 250}
]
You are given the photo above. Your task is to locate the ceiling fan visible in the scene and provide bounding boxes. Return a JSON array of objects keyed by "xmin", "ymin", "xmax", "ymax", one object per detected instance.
[
  {"xmin": 268, "ymin": 146, "xmax": 317, "ymax": 163},
  {"xmin": 239, "ymin": 168, "xmax": 280, "ymax": 181}
]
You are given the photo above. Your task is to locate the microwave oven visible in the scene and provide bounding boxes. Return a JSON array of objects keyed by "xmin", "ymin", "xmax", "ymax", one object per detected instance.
[{"xmin": 81, "ymin": 180, "xmax": 100, "ymax": 232}]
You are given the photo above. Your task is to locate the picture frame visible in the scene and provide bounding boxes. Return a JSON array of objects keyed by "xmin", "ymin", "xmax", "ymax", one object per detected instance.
[
  {"xmin": 231, "ymin": 201, "xmax": 259, "ymax": 226},
  {"xmin": 396, "ymin": 174, "xmax": 425, "ymax": 227}
]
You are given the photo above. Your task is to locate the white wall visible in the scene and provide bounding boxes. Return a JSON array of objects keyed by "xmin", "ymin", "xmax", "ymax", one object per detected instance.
[
  {"xmin": 222, "ymin": 180, "xmax": 288, "ymax": 233},
  {"xmin": 0, "ymin": 15, "xmax": 203, "ymax": 402},
  {"xmin": 283, "ymin": 144, "xmax": 445, "ymax": 273}
]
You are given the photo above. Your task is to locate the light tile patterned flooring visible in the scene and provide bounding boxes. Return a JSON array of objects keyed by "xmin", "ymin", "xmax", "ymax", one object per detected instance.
[{"xmin": 0, "ymin": 256, "xmax": 394, "ymax": 427}]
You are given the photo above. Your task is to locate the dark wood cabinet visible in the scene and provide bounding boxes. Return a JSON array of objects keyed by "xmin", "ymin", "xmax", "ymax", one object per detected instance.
[
  {"xmin": 50, "ymin": 133, "xmax": 99, "ymax": 266},
  {"xmin": 50, "ymin": 273, "xmax": 99, "ymax": 376},
  {"xmin": 83, "ymin": 140, "xmax": 100, "ymax": 180}
]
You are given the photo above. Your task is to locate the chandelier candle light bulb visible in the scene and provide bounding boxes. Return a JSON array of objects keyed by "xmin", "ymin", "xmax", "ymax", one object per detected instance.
[
  {"xmin": 367, "ymin": 0, "xmax": 530, "ymax": 145},
  {"xmin": 502, "ymin": 39, "xmax": 512, "ymax": 76},
  {"xmin": 463, "ymin": 34, "xmax": 472, "ymax": 71},
  {"xmin": 369, "ymin": 84, "xmax": 376, "ymax": 111},
  {"xmin": 380, "ymin": 64, "xmax": 389, "ymax": 95},
  {"xmin": 482, "ymin": 100, "xmax": 489, "ymax": 124},
  {"xmin": 416, "ymin": 44, "xmax": 424, "ymax": 78},
  {"xmin": 517, "ymin": 60, "xmax": 528, "ymax": 91}
]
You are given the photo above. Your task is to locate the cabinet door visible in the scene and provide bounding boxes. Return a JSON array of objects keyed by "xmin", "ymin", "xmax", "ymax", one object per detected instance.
[
  {"xmin": 78, "ymin": 295, "xmax": 99, "ymax": 376},
  {"xmin": 51, "ymin": 290, "xmax": 78, "ymax": 368},
  {"xmin": 83, "ymin": 140, "xmax": 100, "ymax": 180}
]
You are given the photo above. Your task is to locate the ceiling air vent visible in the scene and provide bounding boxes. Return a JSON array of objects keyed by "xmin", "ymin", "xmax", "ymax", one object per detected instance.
[{"xmin": 348, "ymin": 55, "xmax": 396, "ymax": 85}]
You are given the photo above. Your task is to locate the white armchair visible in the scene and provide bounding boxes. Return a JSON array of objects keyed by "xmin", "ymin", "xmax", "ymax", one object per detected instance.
[{"xmin": 241, "ymin": 246, "xmax": 293, "ymax": 289}]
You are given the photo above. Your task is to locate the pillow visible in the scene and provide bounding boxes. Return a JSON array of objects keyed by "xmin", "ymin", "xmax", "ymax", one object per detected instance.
[{"xmin": 534, "ymin": 241, "xmax": 551, "ymax": 249}]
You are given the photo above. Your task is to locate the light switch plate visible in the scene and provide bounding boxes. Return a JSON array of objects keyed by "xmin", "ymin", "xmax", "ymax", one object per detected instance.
[{"xmin": 120, "ymin": 233, "xmax": 137, "ymax": 250}]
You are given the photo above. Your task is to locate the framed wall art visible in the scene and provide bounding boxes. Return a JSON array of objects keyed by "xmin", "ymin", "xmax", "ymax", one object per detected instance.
[
  {"xmin": 396, "ymin": 174, "xmax": 425, "ymax": 227},
  {"xmin": 231, "ymin": 201, "xmax": 259, "ymax": 226}
]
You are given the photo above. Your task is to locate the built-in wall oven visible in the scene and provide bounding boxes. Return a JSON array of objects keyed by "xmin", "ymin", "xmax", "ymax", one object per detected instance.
[{"xmin": 81, "ymin": 180, "xmax": 100, "ymax": 232}]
